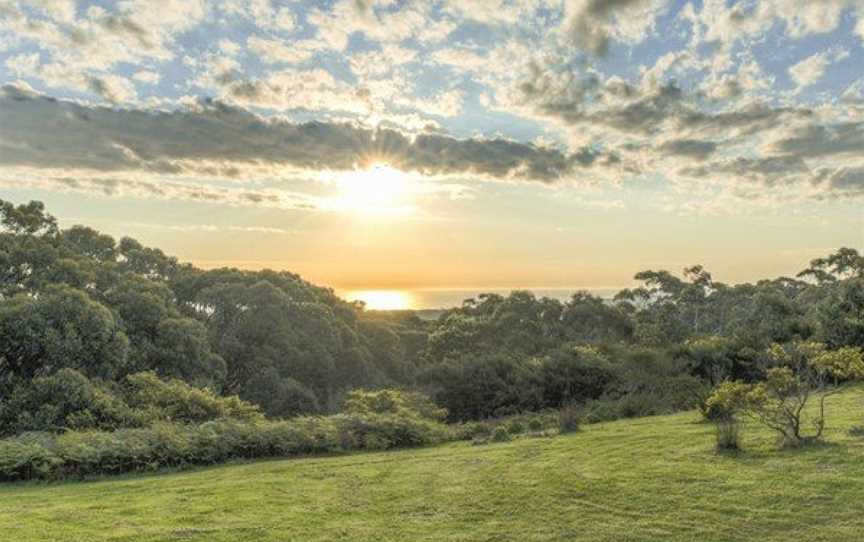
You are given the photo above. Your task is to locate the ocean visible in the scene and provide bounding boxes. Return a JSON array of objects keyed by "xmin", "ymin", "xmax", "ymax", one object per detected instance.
[{"xmin": 337, "ymin": 287, "xmax": 623, "ymax": 311}]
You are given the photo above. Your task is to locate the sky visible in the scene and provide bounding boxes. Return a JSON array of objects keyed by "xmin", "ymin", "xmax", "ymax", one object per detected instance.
[{"xmin": 0, "ymin": 0, "xmax": 862, "ymax": 301}]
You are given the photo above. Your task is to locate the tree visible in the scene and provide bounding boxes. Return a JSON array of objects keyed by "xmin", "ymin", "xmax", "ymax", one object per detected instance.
[
  {"xmin": 0, "ymin": 199, "xmax": 58, "ymax": 236},
  {"xmin": 421, "ymin": 353, "xmax": 543, "ymax": 421},
  {"xmin": 240, "ymin": 368, "xmax": 320, "ymax": 417},
  {"xmin": 60, "ymin": 226, "xmax": 116, "ymax": 262},
  {"xmin": 817, "ymin": 277, "xmax": 864, "ymax": 349},
  {"xmin": 798, "ymin": 247, "xmax": 864, "ymax": 284},
  {"xmin": 538, "ymin": 346, "xmax": 616, "ymax": 408},
  {"xmin": 561, "ymin": 292, "xmax": 633, "ymax": 344},
  {"xmin": 0, "ymin": 285, "xmax": 129, "ymax": 381},
  {"xmin": 707, "ymin": 342, "xmax": 864, "ymax": 447},
  {"xmin": 102, "ymin": 276, "xmax": 225, "ymax": 387}
]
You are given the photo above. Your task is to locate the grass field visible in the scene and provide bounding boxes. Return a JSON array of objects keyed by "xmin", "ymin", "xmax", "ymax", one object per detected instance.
[{"xmin": 2, "ymin": 388, "xmax": 863, "ymax": 542}]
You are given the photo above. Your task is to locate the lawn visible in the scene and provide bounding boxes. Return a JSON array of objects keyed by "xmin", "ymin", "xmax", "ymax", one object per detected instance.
[{"xmin": 2, "ymin": 388, "xmax": 863, "ymax": 542}]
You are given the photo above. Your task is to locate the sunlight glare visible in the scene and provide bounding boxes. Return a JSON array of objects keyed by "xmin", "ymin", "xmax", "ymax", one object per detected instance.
[
  {"xmin": 330, "ymin": 164, "xmax": 414, "ymax": 215},
  {"xmin": 344, "ymin": 290, "xmax": 414, "ymax": 310}
]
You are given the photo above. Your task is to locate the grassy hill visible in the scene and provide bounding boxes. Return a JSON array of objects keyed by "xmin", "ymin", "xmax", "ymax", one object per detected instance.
[{"xmin": 2, "ymin": 388, "xmax": 863, "ymax": 542}]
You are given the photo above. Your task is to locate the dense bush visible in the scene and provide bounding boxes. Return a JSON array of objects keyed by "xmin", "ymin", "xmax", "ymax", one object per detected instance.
[
  {"xmin": 421, "ymin": 353, "xmax": 545, "ymax": 421},
  {"xmin": 443, "ymin": 411, "xmax": 558, "ymax": 441},
  {"xmin": 0, "ymin": 369, "xmax": 133, "ymax": 435},
  {"xmin": 0, "ymin": 371, "xmax": 262, "ymax": 436},
  {"xmin": 342, "ymin": 389, "xmax": 446, "ymax": 420},
  {"xmin": 0, "ymin": 408, "xmax": 450, "ymax": 482},
  {"xmin": 123, "ymin": 372, "xmax": 262, "ymax": 425}
]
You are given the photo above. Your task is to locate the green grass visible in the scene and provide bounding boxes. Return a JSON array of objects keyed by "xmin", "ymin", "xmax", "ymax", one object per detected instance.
[{"xmin": 2, "ymin": 388, "xmax": 863, "ymax": 542}]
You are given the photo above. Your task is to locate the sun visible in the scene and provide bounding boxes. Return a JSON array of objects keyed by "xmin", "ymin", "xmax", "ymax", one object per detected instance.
[
  {"xmin": 329, "ymin": 164, "xmax": 414, "ymax": 215},
  {"xmin": 344, "ymin": 290, "xmax": 414, "ymax": 310}
]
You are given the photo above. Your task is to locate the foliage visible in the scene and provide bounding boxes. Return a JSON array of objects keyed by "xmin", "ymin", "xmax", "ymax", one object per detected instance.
[
  {"xmin": 714, "ymin": 417, "xmax": 742, "ymax": 452},
  {"xmin": 3, "ymin": 387, "xmax": 864, "ymax": 541},
  {"xmin": 0, "ymin": 408, "xmax": 450, "ymax": 482},
  {"xmin": 0, "ymin": 198, "xmax": 862, "ymax": 443},
  {"xmin": 707, "ymin": 343, "xmax": 864, "ymax": 447},
  {"xmin": 0, "ymin": 370, "xmax": 262, "ymax": 436},
  {"xmin": 0, "ymin": 285, "xmax": 130, "ymax": 381},
  {"xmin": 0, "ymin": 369, "xmax": 133, "ymax": 435},
  {"xmin": 558, "ymin": 404, "xmax": 581, "ymax": 434},
  {"xmin": 123, "ymin": 371, "xmax": 262, "ymax": 425},
  {"xmin": 0, "ymin": 198, "xmax": 430, "ymax": 422},
  {"xmin": 342, "ymin": 389, "xmax": 446, "ymax": 421}
]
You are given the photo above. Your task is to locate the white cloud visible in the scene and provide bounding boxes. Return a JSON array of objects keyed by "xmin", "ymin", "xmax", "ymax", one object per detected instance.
[
  {"xmin": 789, "ymin": 48, "xmax": 848, "ymax": 91},
  {"xmin": 247, "ymin": 36, "xmax": 323, "ymax": 65},
  {"xmin": 133, "ymin": 70, "xmax": 161, "ymax": 85},
  {"xmin": 4, "ymin": 52, "xmax": 40, "ymax": 76}
]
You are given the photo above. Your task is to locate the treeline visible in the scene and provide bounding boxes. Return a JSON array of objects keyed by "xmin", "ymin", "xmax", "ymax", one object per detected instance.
[
  {"xmin": 0, "ymin": 200, "xmax": 430, "ymax": 435},
  {"xmin": 0, "ymin": 199, "xmax": 862, "ymax": 441}
]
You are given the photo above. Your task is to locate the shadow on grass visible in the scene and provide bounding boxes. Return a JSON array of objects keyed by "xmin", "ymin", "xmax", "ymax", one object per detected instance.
[{"xmin": 711, "ymin": 436, "xmax": 852, "ymax": 467}]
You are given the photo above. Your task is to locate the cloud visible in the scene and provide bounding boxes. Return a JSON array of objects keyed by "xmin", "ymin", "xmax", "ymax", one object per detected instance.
[
  {"xmin": 0, "ymin": 84, "xmax": 613, "ymax": 184},
  {"xmin": 0, "ymin": 0, "xmax": 206, "ymax": 100},
  {"xmin": 503, "ymin": 54, "xmax": 864, "ymax": 203},
  {"xmin": 133, "ymin": 70, "xmax": 161, "ymax": 85},
  {"xmin": 246, "ymin": 36, "xmax": 323, "ymax": 65},
  {"xmin": 120, "ymin": 221, "xmax": 294, "ymax": 235},
  {"xmin": 219, "ymin": 0, "xmax": 295, "ymax": 31},
  {"xmin": 788, "ymin": 48, "xmax": 848, "ymax": 90},
  {"xmin": 813, "ymin": 166, "xmax": 864, "ymax": 196},
  {"xmin": 0, "ymin": 174, "xmax": 317, "ymax": 210},
  {"xmin": 679, "ymin": 155, "xmax": 810, "ymax": 186},
  {"xmin": 768, "ymin": 122, "xmax": 864, "ymax": 158},
  {"xmin": 659, "ymin": 139, "xmax": 718, "ymax": 160},
  {"xmin": 563, "ymin": 0, "xmax": 666, "ymax": 55},
  {"xmin": 510, "ymin": 66, "xmax": 811, "ymax": 141}
]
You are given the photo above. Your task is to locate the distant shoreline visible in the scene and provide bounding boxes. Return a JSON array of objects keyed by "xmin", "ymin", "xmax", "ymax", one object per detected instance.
[{"xmin": 339, "ymin": 287, "xmax": 622, "ymax": 311}]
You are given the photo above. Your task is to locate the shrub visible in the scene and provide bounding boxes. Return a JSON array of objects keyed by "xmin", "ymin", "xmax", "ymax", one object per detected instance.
[
  {"xmin": 527, "ymin": 418, "xmax": 543, "ymax": 432},
  {"xmin": 558, "ymin": 405, "xmax": 580, "ymax": 434},
  {"xmin": 0, "ymin": 437, "xmax": 60, "ymax": 481},
  {"xmin": 240, "ymin": 369, "xmax": 320, "ymax": 418},
  {"xmin": 539, "ymin": 346, "xmax": 616, "ymax": 408},
  {"xmin": 0, "ymin": 371, "xmax": 265, "ymax": 437},
  {"xmin": 450, "ymin": 420, "xmax": 490, "ymax": 441},
  {"xmin": 342, "ymin": 389, "xmax": 447, "ymax": 421},
  {"xmin": 124, "ymin": 372, "xmax": 262, "ymax": 425},
  {"xmin": 706, "ymin": 344, "xmax": 864, "ymax": 447},
  {"xmin": 490, "ymin": 426, "xmax": 511, "ymax": 442},
  {"xmin": 0, "ymin": 369, "xmax": 134, "ymax": 436},
  {"xmin": 333, "ymin": 411, "xmax": 446, "ymax": 451},
  {"xmin": 507, "ymin": 420, "xmax": 525, "ymax": 435},
  {"xmin": 714, "ymin": 418, "xmax": 742, "ymax": 452},
  {"xmin": 0, "ymin": 407, "xmax": 451, "ymax": 482}
]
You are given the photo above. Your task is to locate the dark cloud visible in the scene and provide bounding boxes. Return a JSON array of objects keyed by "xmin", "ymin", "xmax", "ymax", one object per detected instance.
[
  {"xmin": 96, "ymin": 14, "xmax": 154, "ymax": 49},
  {"xmin": 516, "ymin": 73, "xmax": 811, "ymax": 138},
  {"xmin": 770, "ymin": 122, "xmax": 864, "ymax": 158},
  {"xmin": 814, "ymin": 167, "xmax": 864, "ymax": 194},
  {"xmin": 679, "ymin": 156, "xmax": 810, "ymax": 186},
  {"xmin": 565, "ymin": 0, "xmax": 655, "ymax": 56},
  {"xmin": 0, "ymin": 175, "xmax": 314, "ymax": 209},
  {"xmin": 659, "ymin": 139, "xmax": 717, "ymax": 160},
  {"xmin": 0, "ymin": 84, "xmax": 614, "ymax": 183}
]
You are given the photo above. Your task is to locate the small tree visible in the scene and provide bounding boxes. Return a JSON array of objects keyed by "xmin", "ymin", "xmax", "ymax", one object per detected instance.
[{"xmin": 707, "ymin": 343, "xmax": 864, "ymax": 447}]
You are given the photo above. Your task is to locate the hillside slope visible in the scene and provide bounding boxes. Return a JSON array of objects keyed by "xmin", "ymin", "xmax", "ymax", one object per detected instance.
[{"xmin": 2, "ymin": 388, "xmax": 863, "ymax": 542}]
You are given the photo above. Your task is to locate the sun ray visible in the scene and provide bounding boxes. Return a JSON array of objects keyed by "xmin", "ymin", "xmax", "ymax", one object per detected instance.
[{"xmin": 326, "ymin": 164, "xmax": 415, "ymax": 215}]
